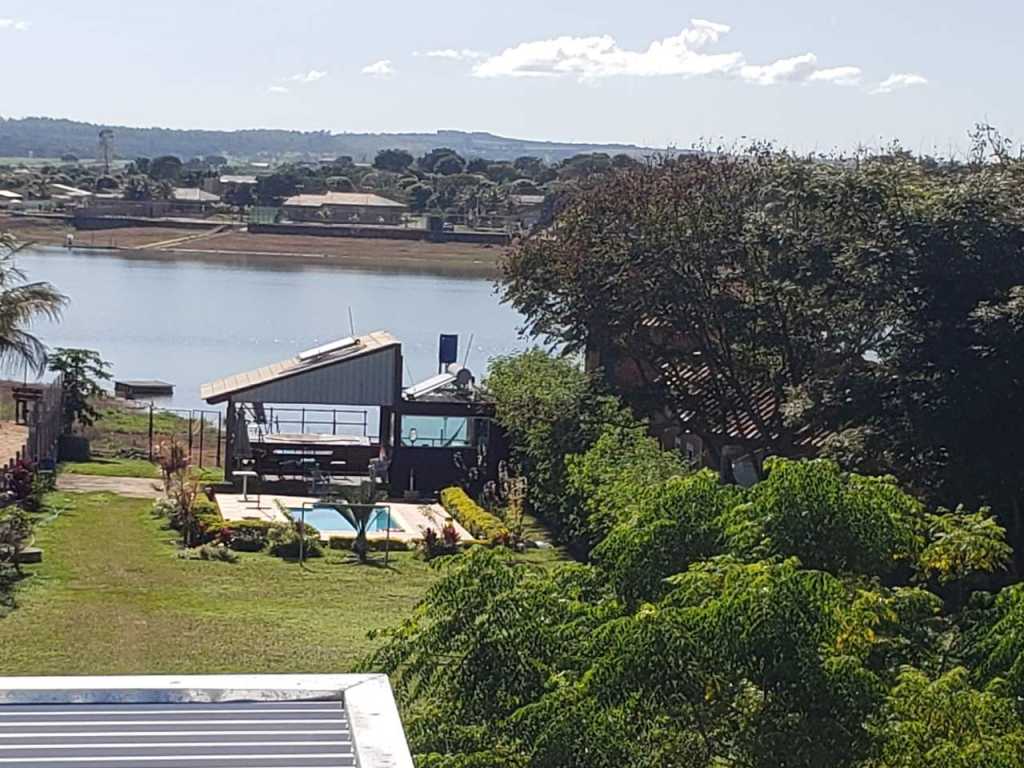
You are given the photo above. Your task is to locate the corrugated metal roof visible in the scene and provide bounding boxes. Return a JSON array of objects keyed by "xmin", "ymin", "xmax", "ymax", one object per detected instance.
[
  {"xmin": 200, "ymin": 331, "xmax": 399, "ymax": 404},
  {"xmin": 0, "ymin": 674, "xmax": 414, "ymax": 768},
  {"xmin": 282, "ymin": 193, "xmax": 407, "ymax": 209},
  {"xmin": 173, "ymin": 188, "xmax": 221, "ymax": 203},
  {"xmin": 0, "ymin": 700, "xmax": 355, "ymax": 767},
  {"xmin": 220, "ymin": 175, "xmax": 258, "ymax": 185}
]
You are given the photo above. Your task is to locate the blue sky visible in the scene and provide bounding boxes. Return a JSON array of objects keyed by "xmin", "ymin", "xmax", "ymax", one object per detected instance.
[{"xmin": 1, "ymin": 1, "xmax": 1018, "ymax": 153}]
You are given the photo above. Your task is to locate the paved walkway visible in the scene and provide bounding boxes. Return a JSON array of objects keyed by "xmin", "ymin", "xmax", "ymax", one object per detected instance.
[{"xmin": 57, "ymin": 474, "xmax": 165, "ymax": 499}]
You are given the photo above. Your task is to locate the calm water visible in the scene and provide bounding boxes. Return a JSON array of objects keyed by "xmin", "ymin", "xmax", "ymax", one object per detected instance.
[{"xmin": 17, "ymin": 247, "xmax": 527, "ymax": 411}]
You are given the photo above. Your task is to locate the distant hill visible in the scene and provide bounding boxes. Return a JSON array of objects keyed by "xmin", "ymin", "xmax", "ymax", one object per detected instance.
[{"xmin": 0, "ymin": 117, "xmax": 662, "ymax": 164}]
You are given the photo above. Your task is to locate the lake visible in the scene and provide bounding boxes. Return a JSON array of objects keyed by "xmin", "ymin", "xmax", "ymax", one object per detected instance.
[{"xmin": 16, "ymin": 247, "xmax": 528, "ymax": 411}]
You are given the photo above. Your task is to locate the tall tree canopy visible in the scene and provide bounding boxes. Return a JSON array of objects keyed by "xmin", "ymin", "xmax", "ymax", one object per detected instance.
[{"xmin": 501, "ymin": 142, "xmax": 1024, "ymax": 557}]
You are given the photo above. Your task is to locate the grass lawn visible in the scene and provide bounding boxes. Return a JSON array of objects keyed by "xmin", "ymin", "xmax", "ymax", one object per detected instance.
[
  {"xmin": 0, "ymin": 492, "xmax": 440, "ymax": 675},
  {"xmin": 60, "ymin": 458, "xmax": 161, "ymax": 478},
  {"xmin": 60, "ymin": 458, "xmax": 223, "ymax": 482}
]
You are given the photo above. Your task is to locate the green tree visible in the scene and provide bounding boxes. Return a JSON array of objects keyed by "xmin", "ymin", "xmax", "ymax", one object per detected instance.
[
  {"xmin": 486, "ymin": 350, "xmax": 629, "ymax": 542},
  {"xmin": 867, "ymin": 667, "xmax": 1024, "ymax": 768},
  {"xmin": 373, "ymin": 148, "xmax": 414, "ymax": 173},
  {"xmin": 148, "ymin": 154, "xmax": 183, "ymax": 182},
  {"xmin": 47, "ymin": 348, "xmax": 111, "ymax": 433}
]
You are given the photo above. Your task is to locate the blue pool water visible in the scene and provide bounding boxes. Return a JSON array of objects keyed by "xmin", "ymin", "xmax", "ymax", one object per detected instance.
[{"xmin": 291, "ymin": 506, "xmax": 399, "ymax": 533}]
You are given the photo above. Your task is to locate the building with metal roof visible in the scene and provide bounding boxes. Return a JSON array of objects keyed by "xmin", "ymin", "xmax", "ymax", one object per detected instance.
[
  {"xmin": 201, "ymin": 331, "xmax": 504, "ymax": 496},
  {"xmin": 172, "ymin": 187, "xmax": 222, "ymax": 204},
  {"xmin": 0, "ymin": 673, "xmax": 413, "ymax": 768},
  {"xmin": 282, "ymin": 193, "xmax": 407, "ymax": 225}
]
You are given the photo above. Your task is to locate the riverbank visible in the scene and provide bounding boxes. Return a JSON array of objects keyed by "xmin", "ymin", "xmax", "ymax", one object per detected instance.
[{"xmin": 0, "ymin": 214, "xmax": 504, "ymax": 277}]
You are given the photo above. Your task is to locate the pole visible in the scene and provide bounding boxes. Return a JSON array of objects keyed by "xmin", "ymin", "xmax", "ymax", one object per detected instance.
[
  {"xmin": 148, "ymin": 403, "xmax": 154, "ymax": 462},
  {"xmin": 198, "ymin": 413, "xmax": 205, "ymax": 468},
  {"xmin": 215, "ymin": 412, "xmax": 222, "ymax": 468},
  {"xmin": 299, "ymin": 505, "xmax": 306, "ymax": 566}
]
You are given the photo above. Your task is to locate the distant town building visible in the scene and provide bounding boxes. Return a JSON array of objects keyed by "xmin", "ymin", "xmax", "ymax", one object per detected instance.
[
  {"xmin": 509, "ymin": 193, "xmax": 546, "ymax": 230},
  {"xmin": 47, "ymin": 183, "xmax": 93, "ymax": 204},
  {"xmin": 172, "ymin": 187, "xmax": 221, "ymax": 204},
  {"xmin": 0, "ymin": 190, "xmax": 23, "ymax": 209},
  {"xmin": 204, "ymin": 174, "xmax": 259, "ymax": 195},
  {"xmin": 282, "ymin": 192, "xmax": 408, "ymax": 225}
]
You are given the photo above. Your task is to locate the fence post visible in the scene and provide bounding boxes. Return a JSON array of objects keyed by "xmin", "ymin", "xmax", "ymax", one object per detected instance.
[
  {"xmin": 187, "ymin": 411, "xmax": 194, "ymax": 458},
  {"xmin": 198, "ymin": 413, "xmax": 205, "ymax": 469},
  {"xmin": 216, "ymin": 412, "xmax": 222, "ymax": 468},
  {"xmin": 148, "ymin": 403, "xmax": 154, "ymax": 462}
]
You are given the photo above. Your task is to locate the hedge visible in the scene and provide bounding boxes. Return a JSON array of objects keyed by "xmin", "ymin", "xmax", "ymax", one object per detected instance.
[
  {"xmin": 329, "ymin": 536, "xmax": 412, "ymax": 552},
  {"xmin": 440, "ymin": 487, "xmax": 510, "ymax": 544}
]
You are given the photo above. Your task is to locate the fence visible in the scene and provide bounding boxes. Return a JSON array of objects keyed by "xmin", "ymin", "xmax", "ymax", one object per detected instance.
[
  {"xmin": 0, "ymin": 377, "xmax": 63, "ymax": 491},
  {"xmin": 116, "ymin": 404, "xmax": 374, "ymax": 470}
]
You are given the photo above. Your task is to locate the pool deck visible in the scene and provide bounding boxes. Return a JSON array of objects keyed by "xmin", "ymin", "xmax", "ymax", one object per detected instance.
[{"xmin": 214, "ymin": 493, "xmax": 473, "ymax": 542}]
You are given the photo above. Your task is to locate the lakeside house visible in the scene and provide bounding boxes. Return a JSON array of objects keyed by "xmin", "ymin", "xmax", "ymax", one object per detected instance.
[
  {"xmin": 509, "ymin": 193, "xmax": 546, "ymax": 230},
  {"xmin": 282, "ymin": 192, "xmax": 408, "ymax": 225},
  {"xmin": 172, "ymin": 187, "xmax": 221, "ymax": 213}
]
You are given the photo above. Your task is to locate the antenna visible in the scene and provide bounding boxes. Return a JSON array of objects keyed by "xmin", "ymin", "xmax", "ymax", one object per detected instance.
[
  {"xmin": 98, "ymin": 129, "xmax": 115, "ymax": 175},
  {"xmin": 462, "ymin": 333, "xmax": 475, "ymax": 369},
  {"xmin": 348, "ymin": 307, "xmax": 355, "ymax": 337}
]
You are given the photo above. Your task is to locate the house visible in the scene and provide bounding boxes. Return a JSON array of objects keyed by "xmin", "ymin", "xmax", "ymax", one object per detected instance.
[
  {"xmin": 509, "ymin": 193, "xmax": 546, "ymax": 230},
  {"xmin": 204, "ymin": 174, "xmax": 259, "ymax": 195},
  {"xmin": 201, "ymin": 331, "xmax": 505, "ymax": 497},
  {"xmin": 282, "ymin": 192, "xmax": 408, "ymax": 225},
  {"xmin": 0, "ymin": 190, "xmax": 22, "ymax": 209},
  {"xmin": 0, "ymin": 673, "xmax": 414, "ymax": 768},
  {"xmin": 172, "ymin": 187, "xmax": 221, "ymax": 213},
  {"xmin": 587, "ymin": 327, "xmax": 828, "ymax": 486},
  {"xmin": 47, "ymin": 183, "xmax": 93, "ymax": 204}
]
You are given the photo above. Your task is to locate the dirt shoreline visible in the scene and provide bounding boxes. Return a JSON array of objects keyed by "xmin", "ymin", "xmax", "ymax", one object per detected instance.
[{"xmin": 1, "ymin": 215, "xmax": 505, "ymax": 278}]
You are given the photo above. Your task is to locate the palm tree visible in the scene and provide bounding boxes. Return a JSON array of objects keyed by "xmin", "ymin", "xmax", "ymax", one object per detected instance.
[{"xmin": 0, "ymin": 233, "xmax": 68, "ymax": 375}]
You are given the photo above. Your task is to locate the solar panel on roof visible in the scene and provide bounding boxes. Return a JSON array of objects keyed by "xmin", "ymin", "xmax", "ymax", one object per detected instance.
[{"xmin": 0, "ymin": 700, "xmax": 356, "ymax": 767}]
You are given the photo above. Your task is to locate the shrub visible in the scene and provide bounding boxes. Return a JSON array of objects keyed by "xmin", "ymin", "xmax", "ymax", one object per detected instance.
[
  {"xmin": 267, "ymin": 522, "xmax": 323, "ymax": 559},
  {"xmin": 440, "ymin": 487, "xmax": 510, "ymax": 544},
  {"xmin": 329, "ymin": 536, "xmax": 411, "ymax": 552},
  {"xmin": 419, "ymin": 521, "xmax": 462, "ymax": 560},
  {"xmin": 222, "ymin": 520, "xmax": 274, "ymax": 552},
  {"xmin": 177, "ymin": 544, "xmax": 239, "ymax": 563}
]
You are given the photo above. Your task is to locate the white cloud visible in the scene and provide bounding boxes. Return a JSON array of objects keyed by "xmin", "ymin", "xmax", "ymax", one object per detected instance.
[
  {"xmin": 287, "ymin": 69, "xmax": 328, "ymax": 83},
  {"xmin": 0, "ymin": 19, "xmax": 29, "ymax": 31},
  {"xmin": 418, "ymin": 49, "xmax": 486, "ymax": 60},
  {"xmin": 470, "ymin": 19, "xmax": 917, "ymax": 91},
  {"xmin": 362, "ymin": 59, "xmax": 395, "ymax": 77},
  {"xmin": 807, "ymin": 66, "xmax": 862, "ymax": 86},
  {"xmin": 268, "ymin": 85, "xmax": 290, "ymax": 94},
  {"xmin": 740, "ymin": 53, "xmax": 818, "ymax": 85},
  {"xmin": 473, "ymin": 19, "xmax": 740, "ymax": 79},
  {"xmin": 871, "ymin": 72, "xmax": 928, "ymax": 95}
]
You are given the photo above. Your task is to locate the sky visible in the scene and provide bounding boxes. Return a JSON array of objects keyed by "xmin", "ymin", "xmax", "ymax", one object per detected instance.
[{"xmin": 0, "ymin": 0, "xmax": 1019, "ymax": 154}]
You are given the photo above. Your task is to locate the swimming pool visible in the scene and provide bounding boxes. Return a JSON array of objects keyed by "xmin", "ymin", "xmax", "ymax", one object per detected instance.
[{"xmin": 290, "ymin": 506, "xmax": 400, "ymax": 534}]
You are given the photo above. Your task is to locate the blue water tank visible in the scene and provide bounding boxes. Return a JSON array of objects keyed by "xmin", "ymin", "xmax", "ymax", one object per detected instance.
[{"xmin": 439, "ymin": 334, "xmax": 459, "ymax": 366}]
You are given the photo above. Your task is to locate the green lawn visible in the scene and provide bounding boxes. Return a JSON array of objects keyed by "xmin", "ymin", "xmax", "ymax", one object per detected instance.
[
  {"xmin": 0, "ymin": 492, "xmax": 439, "ymax": 675},
  {"xmin": 60, "ymin": 458, "xmax": 223, "ymax": 482},
  {"xmin": 60, "ymin": 458, "xmax": 161, "ymax": 478}
]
